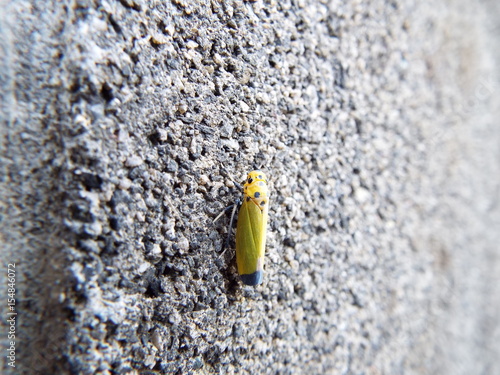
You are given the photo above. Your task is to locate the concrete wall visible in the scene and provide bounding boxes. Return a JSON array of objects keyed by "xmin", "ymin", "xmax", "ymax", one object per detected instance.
[{"xmin": 1, "ymin": 0, "xmax": 499, "ymax": 373}]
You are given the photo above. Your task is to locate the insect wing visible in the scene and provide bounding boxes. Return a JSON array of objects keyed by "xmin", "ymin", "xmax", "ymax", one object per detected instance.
[{"xmin": 235, "ymin": 196, "xmax": 268, "ymax": 285}]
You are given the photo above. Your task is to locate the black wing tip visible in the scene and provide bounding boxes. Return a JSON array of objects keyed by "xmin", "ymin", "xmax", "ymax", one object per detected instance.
[{"xmin": 240, "ymin": 271, "xmax": 263, "ymax": 286}]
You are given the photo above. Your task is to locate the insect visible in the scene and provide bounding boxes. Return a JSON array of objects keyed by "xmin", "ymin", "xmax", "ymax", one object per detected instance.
[{"xmin": 235, "ymin": 170, "xmax": 269, "ymax": 286}]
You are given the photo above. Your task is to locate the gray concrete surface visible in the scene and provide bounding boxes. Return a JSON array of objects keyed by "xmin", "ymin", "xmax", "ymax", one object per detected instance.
[{"xmin": 1, "ymin": 0, "xmax": 499, "ymax": 374}]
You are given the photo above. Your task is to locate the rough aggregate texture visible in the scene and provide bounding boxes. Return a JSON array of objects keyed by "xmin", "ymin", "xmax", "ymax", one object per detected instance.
[{"xmin": 1, "ymin": 0, "xmax": 499, "ymax": 374}]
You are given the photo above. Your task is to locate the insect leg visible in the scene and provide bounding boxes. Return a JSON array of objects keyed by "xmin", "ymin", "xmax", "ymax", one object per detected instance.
[{"xmin": 225, "ymin": 198, "xmax": 241, "ymax": 250}]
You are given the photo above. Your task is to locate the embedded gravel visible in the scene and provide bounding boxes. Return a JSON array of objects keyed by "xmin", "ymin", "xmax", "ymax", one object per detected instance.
[{"xmin": 1, "ymin": 0, "xmax": 499, "ymax": 374}]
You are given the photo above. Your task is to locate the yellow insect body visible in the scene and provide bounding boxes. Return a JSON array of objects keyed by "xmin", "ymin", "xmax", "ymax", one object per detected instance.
[{"xmin": 235, "ymin": 171, "xmax": 269, "ymax": 286}]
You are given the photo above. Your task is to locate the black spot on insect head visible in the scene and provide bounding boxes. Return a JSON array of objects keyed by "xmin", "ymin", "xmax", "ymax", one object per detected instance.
[
  {"xmin": 246, "ymin": 197, "xmax": 251, "ymax": 202},
  {"xmin": 248, "ymin": 178, "xmax": 253, "ymax": 184},
  {"xmin": 254, "ymin": 192, "xmax": 260, "ymax": 198},
  {"xmin": 260, "ymin": 201, "xmax": 266, "ymax": 206}
]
